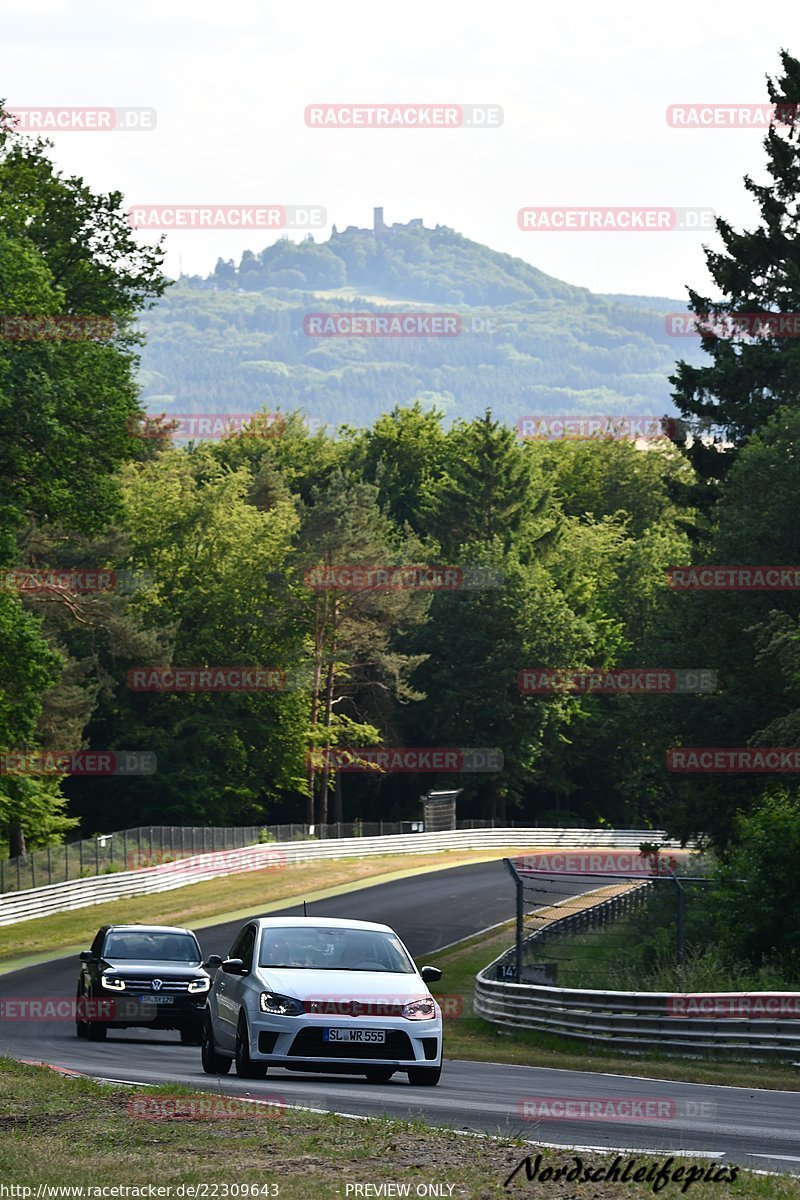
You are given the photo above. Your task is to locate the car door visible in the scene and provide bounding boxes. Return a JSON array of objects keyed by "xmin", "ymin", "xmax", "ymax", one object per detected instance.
[{"xmin": 214, "ymin": 923, "xmax": 256, "ymax": 1050}]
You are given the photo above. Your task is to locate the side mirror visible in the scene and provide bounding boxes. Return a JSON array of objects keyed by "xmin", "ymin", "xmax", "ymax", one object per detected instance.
[
  {"xmin": 221, "ymin": 957, "xmax": 247, "ymax": 975},
  {"xmin": 204, "ymin": 954, "xmax": 222, "ymax": 970},
  {"xmin": 420, "ymin": 965, "xmax": 442, "ymax": 983},
  {"xmin": 79, "ymin": 951, "xmax": 95, "ymax": 963}
]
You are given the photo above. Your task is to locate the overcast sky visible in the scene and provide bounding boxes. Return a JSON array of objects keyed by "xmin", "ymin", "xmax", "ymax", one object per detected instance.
[{"xmin": 1, "ymin": 0, "xmax": 797, "ymax": 299}]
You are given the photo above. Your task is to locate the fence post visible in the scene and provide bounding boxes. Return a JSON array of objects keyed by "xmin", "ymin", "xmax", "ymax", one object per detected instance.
[
  {"xmin": 503, "ymin": 857, "xmax": 524, "ymax": 983},
  {"xmin": 65, "ymin": 842, "xmax": 69, "ymax": 881},
  {"xmin": 673, "ymin": 873, "xmax": 686, "ymax": 968},
  {"xmin": 78, "ymin": 841, "xmax": 83, "ymax": 877},
  {"xmin": 47, "ymin": 846, "xmax": 52, "ymax": 886}
]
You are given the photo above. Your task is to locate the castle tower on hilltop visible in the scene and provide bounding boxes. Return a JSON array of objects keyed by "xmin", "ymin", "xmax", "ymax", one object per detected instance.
[{"xmin": 373, "ymin": 207, "xmax": 424, "ymax": 236}]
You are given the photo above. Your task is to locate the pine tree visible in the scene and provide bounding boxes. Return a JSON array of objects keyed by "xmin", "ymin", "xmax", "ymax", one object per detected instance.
[{"xmin": 670, "ymin": 51, "xmax": 800, "ymax": 493}]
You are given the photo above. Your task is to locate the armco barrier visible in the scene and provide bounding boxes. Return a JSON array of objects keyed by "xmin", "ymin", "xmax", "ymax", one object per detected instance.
[
  {"xmin": 0, "ymin": 828, "xmax": 683, "ymax": 926},
  {"xmin": 474, "ymin": 890, "xmax": 800, "ymax": 1059}
]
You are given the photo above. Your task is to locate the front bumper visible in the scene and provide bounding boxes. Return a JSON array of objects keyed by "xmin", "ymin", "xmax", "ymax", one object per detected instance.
[
  {"xmin": 96, "ymin": 993, "xmax": 206, "ymax": 1028},
  {"xmin": 247, "ymin": 1012, "xmax": 442, "ymax": 1068}
]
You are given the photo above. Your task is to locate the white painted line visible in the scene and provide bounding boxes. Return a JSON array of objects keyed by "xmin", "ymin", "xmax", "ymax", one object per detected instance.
[
  {"xmin": 533, "ymin": 1140, "xmax": 724, "ymax": 1158},
  {"xmin": 451, "ymin": 1057, "xmax": 800, "ymax": 1097}
]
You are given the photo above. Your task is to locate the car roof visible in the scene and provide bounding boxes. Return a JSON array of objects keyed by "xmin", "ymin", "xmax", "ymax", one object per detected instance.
[
  {"xmin": 104, "ymin": 925, "xmax": 196, "ymax": 936},
  {"xmin": 253, "ymin": 916, "xmax": 395, "ymax": 934}
]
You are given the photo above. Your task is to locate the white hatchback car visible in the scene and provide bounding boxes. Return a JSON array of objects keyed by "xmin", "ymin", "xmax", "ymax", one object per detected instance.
[{"xmin": 201, "ymin": 916, "xmax": 443, "ymax": 1085}]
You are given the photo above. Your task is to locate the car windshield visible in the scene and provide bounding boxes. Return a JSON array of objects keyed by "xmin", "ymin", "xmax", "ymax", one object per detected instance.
[
  {"xmin": 258, "ymin": 926, "xmax": 415, "ymax": 972},
  {"xmin": 103, "ymin": 931, "xmax": 200, "ymax": 962}
]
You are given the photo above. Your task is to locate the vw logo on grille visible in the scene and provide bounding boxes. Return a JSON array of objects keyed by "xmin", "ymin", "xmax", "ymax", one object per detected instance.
[
  {"xmin": 151, "ymin": 979, "xmax": 163, "ymax": 991},
  {"xmin": 351, "ymin": 1001, "xmax": 363, "ymax": 1014}
]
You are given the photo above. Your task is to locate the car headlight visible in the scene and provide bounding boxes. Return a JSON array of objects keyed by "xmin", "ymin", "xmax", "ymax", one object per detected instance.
[
  {"xmin": 188, "ymin": 977, "xmax": 211, "ymax": 993},
  {"xmin": 101, "ymin": 973, "xmax": 125, "ymax": 991},
  {"xmin": 402, "ymin": 996, "xmax": 436, "ymax": 1020},
  {"xmin": 259, "ymin": 991, "xmax": 304, "ymax": 1016}
]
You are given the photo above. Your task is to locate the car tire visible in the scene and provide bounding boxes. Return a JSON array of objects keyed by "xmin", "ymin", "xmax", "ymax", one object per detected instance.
[
  {"xmin": 407, "ymin": 1065, "xmax": 441, "ymax": 1087},
  {"xmin": 201, "ymin": 1011, "xmax": 232, "ymax": 1075},
  {"xmin": 86, "ymin": 1008, "xmax": 107, "ymax": 1041},
  {"xmin": 180, "ymin": 1023, "xmax": 203, "ymax": 1046},
  {"xmin": 75, "ymin": 986, "xmax": 88, "ymax": 1039},
  {"xmin": 235, "ymin": 1013, "xmax": 267, "ymax": 1078},
  {"xmin": 363, "ymin": 1068, "xmax": 394, "ymax": 1083}
]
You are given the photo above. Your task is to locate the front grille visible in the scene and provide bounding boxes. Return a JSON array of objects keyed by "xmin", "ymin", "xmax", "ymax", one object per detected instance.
[
  {"xmin": 288, "ymin": 1028, "xmax": 414, "ymax": 1060},
  {"xmin": 116, "ymin": 978, "xmax": 193, "ymax": 992}
]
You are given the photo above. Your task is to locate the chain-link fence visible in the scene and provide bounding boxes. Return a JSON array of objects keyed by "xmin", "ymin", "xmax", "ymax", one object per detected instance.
[
  {"xmin": 0, "ymin": 818, "xmax": 511, "ymax": 893},
  {"xmin": 499, "ymin": 853, "xmax": 716, "ymax": 991}
]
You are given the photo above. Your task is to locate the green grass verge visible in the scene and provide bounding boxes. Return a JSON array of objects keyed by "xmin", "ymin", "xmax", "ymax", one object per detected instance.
[
  {"xmin": 1, "ymin": 1059, "xmax": 797, "ymax": 1198},
  {"xmin": 429, "ymin": 923, "xmax": 800, "ymax": 1092}
]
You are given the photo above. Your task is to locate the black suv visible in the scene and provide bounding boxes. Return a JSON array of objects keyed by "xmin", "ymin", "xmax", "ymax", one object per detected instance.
[{"xmin": 76, "ymin": 924, "xmax": 213, "ymax": 1043}]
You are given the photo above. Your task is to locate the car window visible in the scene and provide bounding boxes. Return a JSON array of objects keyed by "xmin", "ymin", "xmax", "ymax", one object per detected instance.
[
  {"xmin": 238, "ymin": 926, "xmax": 256, "ymax": 971},
  {"xmin": 91, "ymin": 929, "xmax": 106, "ymax": 957},
  {"xmin": 229, "ymin": 924, "xmax": 256, "ymax": 969},
  {"xmin": 102, "ymin": 931, "xmax": 200, "ymax": 961},
  {"xmin": 258, "ymin": 926, "xmax": 415, "ymax": 972}
]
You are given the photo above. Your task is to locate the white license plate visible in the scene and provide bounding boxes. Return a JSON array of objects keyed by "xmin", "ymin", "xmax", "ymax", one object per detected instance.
[
  {"xmin": 324, "ymin": 1028, "xmax": 385, "ymax": 1044},
  {"xmin": 143, "ymin": 994, "xmax": 174, "ymax": 1005}
]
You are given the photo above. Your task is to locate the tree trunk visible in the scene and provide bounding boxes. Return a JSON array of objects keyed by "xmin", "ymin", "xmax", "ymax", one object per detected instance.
[
  {"xmin": 307, "ymin": 592, "xmax": 326, "ymax": 826},
  {"xmin": 333, "ymin": 769, "xmax": 343, "ymax": 823},
  {"xmin": 318, "ymin": 623, "xmax": 338, "ymax": 827},
  {"xmin": 9, "ymin": 819, "xmax": 26, "ymax": 860}
]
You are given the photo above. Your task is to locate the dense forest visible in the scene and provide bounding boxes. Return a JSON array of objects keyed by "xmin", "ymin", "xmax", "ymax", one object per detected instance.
[
  {"xmin": 2, "ymin": 51, "xmax": 800, "ymax": 910},
  {"xmin": 135, "ymin": 224, "xmax": 706, "ymax": 429}
]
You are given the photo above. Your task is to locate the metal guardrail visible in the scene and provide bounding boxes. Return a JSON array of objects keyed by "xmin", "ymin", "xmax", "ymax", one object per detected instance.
[
  {"xmin": 474, "ymin": 887, "xmax": 800, "ymax": 1059},
  {"xmin": 0, "ymin": 827, "xmax": 683, "ymax": 926}
]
